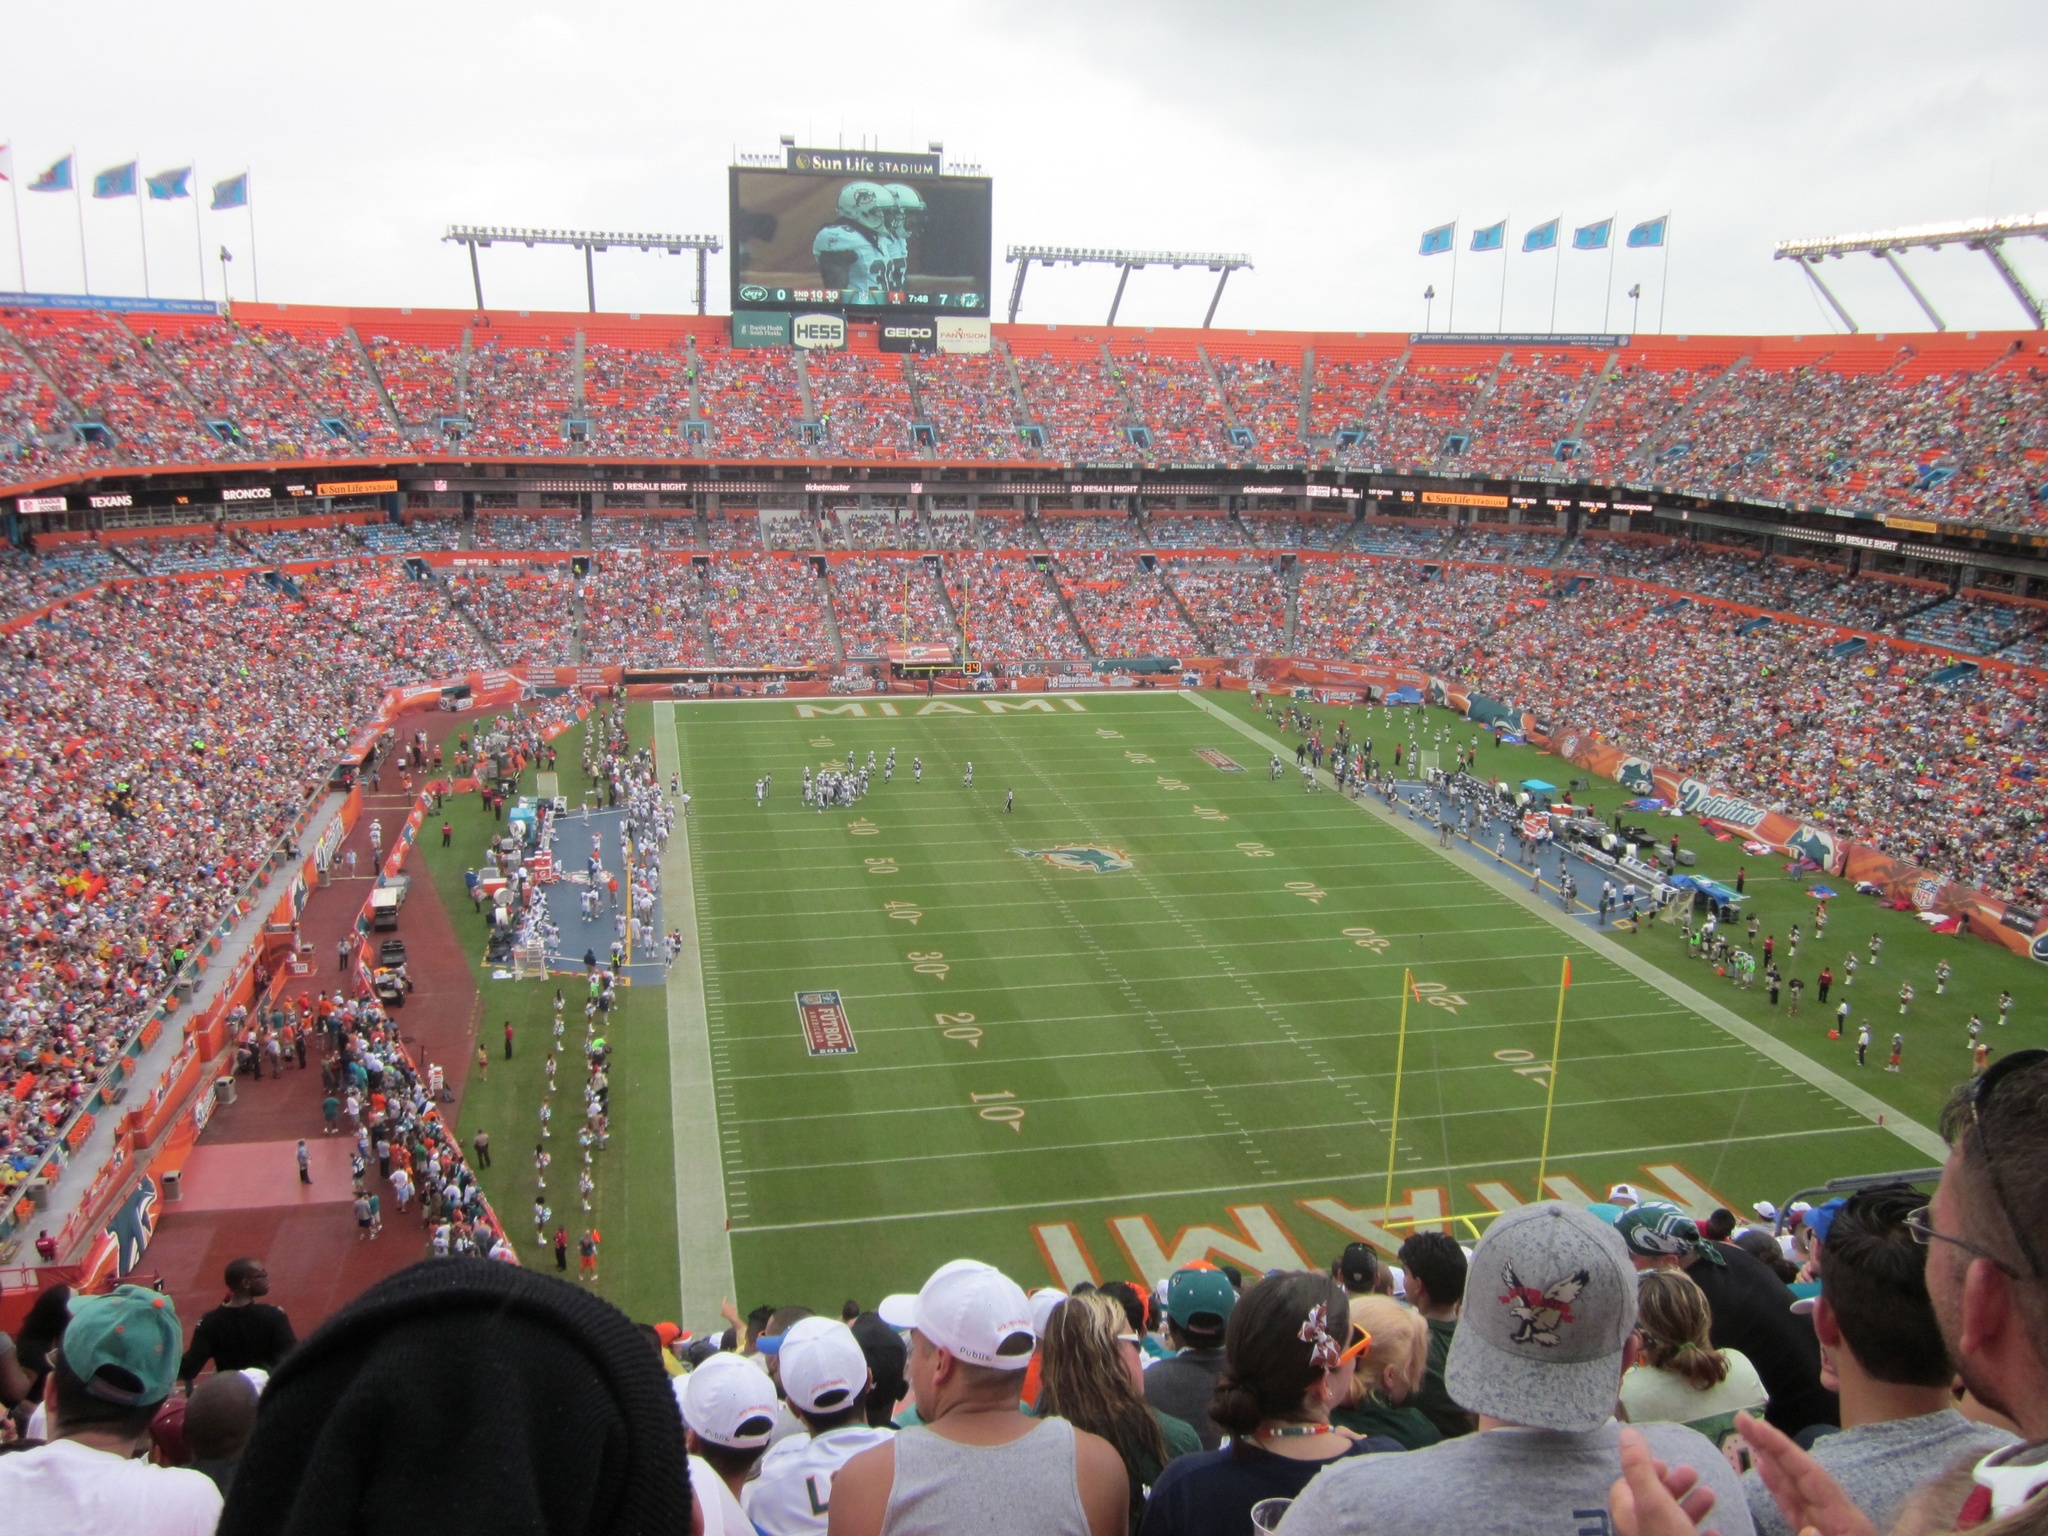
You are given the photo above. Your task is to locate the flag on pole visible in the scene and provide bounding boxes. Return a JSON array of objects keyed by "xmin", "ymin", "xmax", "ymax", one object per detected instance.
[
  {"xmin": 1470, "ymin": 220, "xmax": 1506, "ymax": 252},
  {"xmin": 211, "ymin": 173, "xmax": 249, "ymax": 211},
  {"xmin": 93, "ymin": 162, "xmax": 138, "ymax": 199},
  {"xmin": 1522, "ymin": 218, "xmax": 1559, "ymax": 253},
  {"xmin": 30, "ymin": 155, "xmax": 74, "ymax": 193},
  {"xmin": 147, "ymin": 167, "xmax": 193, "ymax": 201},
  {"xmin": 1561, "ymin": 957, "xmax": 1572, "ymax": 990},
  {"xmin": 1627, "ymin": 215, "xmax": 1668, "ymax": 249},
  {"xmin": 1418, "ymin": 222, "xmax": 1455, "ymax": 257},
  {"xmin": 1573, "ymin": 218, "xmax": 1613, "ymax": 251},
  {"xmin": 0, "ymin": 145, "xmax": 13, "ymax": 181}
]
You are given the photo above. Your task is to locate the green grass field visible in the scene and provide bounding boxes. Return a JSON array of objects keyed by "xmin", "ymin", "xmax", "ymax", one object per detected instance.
[{"xmin": 423, "ymin": 690, "xmax": 2044, "ymax": 1328}]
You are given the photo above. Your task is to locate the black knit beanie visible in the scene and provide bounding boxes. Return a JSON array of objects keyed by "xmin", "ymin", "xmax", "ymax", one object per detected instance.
[{"xmin": 218, "ymin": 1258, "xmax": 690, "ymax": 1536}]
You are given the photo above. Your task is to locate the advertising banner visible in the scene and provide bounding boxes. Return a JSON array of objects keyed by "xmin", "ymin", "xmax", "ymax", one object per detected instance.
[
  {"xmin": 936, "ymin": 316, "xmax": 992, "ymax": 355},
  {"xmin": 878, "ymin": 320, "xmax": 938, "ymax": 353},
  {"xmin": 791, "ymin": 312, "xmax": 847, "ymax": 351},
  {"xmin": 731, "ymin": 310, "xmax": 792, "ymax": 348}
]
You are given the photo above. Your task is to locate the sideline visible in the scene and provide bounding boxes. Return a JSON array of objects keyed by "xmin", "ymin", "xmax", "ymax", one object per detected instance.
[
  {"xmin": 1177, "ymin": 690, "xmax": 1948, "ymax": 1162},
  {"xmin": 654, "ymin": 703, "xmax": 737, "ymax": 1325}
]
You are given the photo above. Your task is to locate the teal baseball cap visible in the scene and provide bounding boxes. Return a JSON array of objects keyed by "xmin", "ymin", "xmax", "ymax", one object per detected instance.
[
  {"xmin": 1166, "ymin": 1267, "xmax": 1237, "ymax": 1337},
  {"xmin": 64, "ymin": 1284, "xmax": 182, "ymax": 1405}
]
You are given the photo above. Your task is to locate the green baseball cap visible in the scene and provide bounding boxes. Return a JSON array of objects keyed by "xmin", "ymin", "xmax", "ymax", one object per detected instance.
[
  {"xmin": 1167, "ymin": 1267, "xmax": 1237, "ymax": 1336},
  {"xmin": 64, "ymin": 1284, "xmax": 182, "ymax": 1405},
  {"xmin": 1612, "ymin": 1202, "xmax": 1725, "ymax": 1267}
]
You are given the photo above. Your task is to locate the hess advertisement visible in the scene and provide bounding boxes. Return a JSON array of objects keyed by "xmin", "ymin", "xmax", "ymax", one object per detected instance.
[{"xmin": 730, "ymin": 167, "xmax": 992, "ymax": 315}]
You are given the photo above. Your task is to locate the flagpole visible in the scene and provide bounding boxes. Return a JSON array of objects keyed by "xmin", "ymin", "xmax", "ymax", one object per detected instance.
[
  {"xmin": 192, "ymin": 167, "xmax": 208, "ymax": 303},
  {"xmin": 1602, "ymin": 212, "xmax": 1618, "ymax": 332},
  {"xmin": 1383, "ymin": 968, "xmax": 1413, "ymax": 1213},
  {"xmin": 1447, "ymin": 221, "xmax": 1460, "ymax": 333},
  {"xmin": 246, "ymin": 178, "xmax": 260, "ymax": 302},
  {"xmin": 1534, "ymin": 956, "xmax": 1570, "ymax": 1193},
  {"xmin": 1658, "ymin": 214, "xmax": 1672, "ymax": 334},
  {"xmin": 71, "ymin": 152, "xmax": 89, "ymax": 294},
  {"xmin": 1497, "ymin": 217, "xmax": 1510, "ymax": 333},
  {"xmin": 1548, "ymin": 215, "xmax": 1562, "ymax": 335},
  {"xmin": 134, "ymin": 156, "xmax": 150, "ymax": 299},
  {"xmin": 7, "ymin": 167, "xmax": 23, "ymax": 291}
]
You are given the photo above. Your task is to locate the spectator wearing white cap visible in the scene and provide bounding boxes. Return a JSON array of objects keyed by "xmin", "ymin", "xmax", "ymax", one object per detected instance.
[
  {"xmin": 678, "ymin": 1350, "xmax": 780, "ymax": 1528},
  {"xmin": 827, "ymin": 1259, "xmax": 1129, "ymax": 1536},
  {"xmin": 1143, "ymin": 1266, "xmax": 1237, "ymax": 1451},
  {"xmin": 748, "ymin": 1317, "xmax": 895, "ymax": 1536},
  {"xmin": 1277, "ymin": 1203, "xmax": 1752, "ymax": 1536}
]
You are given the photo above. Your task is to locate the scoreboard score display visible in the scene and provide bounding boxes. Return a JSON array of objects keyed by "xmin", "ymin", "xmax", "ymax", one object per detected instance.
[{"xmin": 730, "ymin": 150, "xmax": 992, "ymax": 316}]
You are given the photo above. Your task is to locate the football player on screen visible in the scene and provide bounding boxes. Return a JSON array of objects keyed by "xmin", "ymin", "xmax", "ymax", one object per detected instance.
[
  {"xmin": 812, "ymin": 182, "xmax": 891, "ymax": 304},
  {"xmin": 879, "ymin": 183, "xmax": 926, "ymax": 292}
]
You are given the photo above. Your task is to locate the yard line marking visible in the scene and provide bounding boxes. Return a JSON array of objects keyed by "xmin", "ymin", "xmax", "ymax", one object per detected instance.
[
  {"xmin": 721, "ymin": 1036, "xmax": 1785, "ymax": 1126},
  {"xmin": 726, "ymin": 1124, "xmax": 1884, "ymax": 1234},
  {"xmin": 728, "ymin": 1080, "xmax": 1836, "ymax": 1177},
  {"xmin": 715, "ymin": 1005, "xmax": 1695, "ymax": 1071},
  {"xmin": 655, "ymin": 702, "xmax": 738, "ymax": 1322},
  {"xmin": 1178, "ymin": 690, "xmax": 1947, "ymax": 1161}
]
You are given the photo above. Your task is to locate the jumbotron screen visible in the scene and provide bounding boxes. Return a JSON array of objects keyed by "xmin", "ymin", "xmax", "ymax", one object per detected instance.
[{"xmin": 729, "ymin": 165, "xmax": 993, "ymax": 315}]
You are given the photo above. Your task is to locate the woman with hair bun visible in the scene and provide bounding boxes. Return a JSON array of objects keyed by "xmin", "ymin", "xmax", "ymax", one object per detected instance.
[
  {"xmin": 1618, "ymin": 1269, "xmax": 1767, "ymax": 1447},
  {"xmin": 1137, "ymin": 1272, "xmax": 1404, "ymax": 1536}
]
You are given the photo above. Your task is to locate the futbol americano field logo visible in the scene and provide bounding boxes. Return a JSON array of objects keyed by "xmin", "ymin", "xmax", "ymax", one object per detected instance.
[{"xmin": 1015, "ymin": 845, "xmax": 1134, "ymax": 873}]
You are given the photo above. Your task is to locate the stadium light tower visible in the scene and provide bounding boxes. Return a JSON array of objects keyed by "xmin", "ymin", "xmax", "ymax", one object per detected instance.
[
  {"xmin": 1003, "ymin": 246, "xmax": 1252, "ymax": 328},
  {"xmin": 443, "ymin": 226, "xmax": 724, "ymax": 316},
  {"xmin": 1773, "ymin": 212, "xmax": 2048, "ymax": 332}
]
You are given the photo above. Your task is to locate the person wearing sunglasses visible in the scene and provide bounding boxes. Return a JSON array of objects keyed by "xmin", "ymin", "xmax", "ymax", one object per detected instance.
[
  {"xmin": 1138, "ymin": 1272, "xmax": 1400, "ymax": 1536},
  {"xmin": 1636, "ymin": 1050, "xmax": 2048, "ymax": 1536}
]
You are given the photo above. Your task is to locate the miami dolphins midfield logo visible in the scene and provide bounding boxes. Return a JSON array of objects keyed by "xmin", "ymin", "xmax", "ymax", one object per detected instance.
[{"xmin": 1016, "ymin": 845, "xmax": 1134, "ymax": 873}]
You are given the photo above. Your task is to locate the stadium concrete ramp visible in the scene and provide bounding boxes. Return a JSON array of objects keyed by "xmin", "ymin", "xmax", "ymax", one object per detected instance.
[{"xmin": 654, "ymin": 703, "xmax": 738, "ymax": 1328}]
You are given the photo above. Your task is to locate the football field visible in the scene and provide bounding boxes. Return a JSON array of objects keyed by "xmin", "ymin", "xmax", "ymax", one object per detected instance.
[{"xmin": 655, "ymin": 689, "xmax": 1924, "ymax": 1310}]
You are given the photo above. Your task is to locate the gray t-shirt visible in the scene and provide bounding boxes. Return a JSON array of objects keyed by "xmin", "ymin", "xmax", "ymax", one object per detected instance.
[
  {"xmin": 1276, "ymin": 1420, "xmax": 1755, "ymax": 1536},
  {"xmin": 1740, "ymin": 1408, "xmax": 2017, "ymax": 1536},
  {"xmin": 1144, "ymin": 1349, "xmax": 1228, "ymax": 1451}
]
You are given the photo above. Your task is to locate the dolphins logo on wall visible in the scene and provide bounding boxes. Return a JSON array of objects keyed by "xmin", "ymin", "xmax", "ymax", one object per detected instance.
[
  {"xmin": 1616, "ymin": 758, "xmax": 1656, "ymax": 795},
  {"xmin": 1015, "ymin": 845, "xmax": 1134, "ymax": 873},
  {"xmin": 1785, "ymin": 825, "xmax": 1840, "ymax": 870}
]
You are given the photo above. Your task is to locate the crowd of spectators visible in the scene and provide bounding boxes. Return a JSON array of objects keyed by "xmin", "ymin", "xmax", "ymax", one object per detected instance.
[
  {"xmin": 702, "ymin": 555, "xmax": 834, "ymax": 666},
  {"xmin": 829, "ymin": 556, "xmax": 958, "ymax": 655},
  {"xmin": 17, "ymin": 1086, "xmax": 2048, "ymax": 1536},
  {"xmin": 910, "ymin": 354, "xmax": 1026, "ymax": 460},
  {"xmin": 446, "ymin": 564, "xmax": 578, "ymax": 662},
  {"xmin": 809, "ymin": 352, "xmax": 916, "ymax": 462},
  {"xmin": 1040, "ymin": 515, "xmax": 1144, "ymax": 549},
  {"xmin": 477, "ymin": 514, "xmax": 584, "ymax": 551},
  {"xmin": 1165, "ymin": 560, "xmax": 1290, "ymax": 656},
  {"xmin": 1056, "ymin": 551, "xmax": 1202, "ymax": 658},
  {"xmin": 1143, "ymin": 516, "xmax": 1245, "ymax": 549},
  {"xmin": 581, "ymin": 551, "xmax": 712, "ymax": 667},
  {"xmin": 9, "ymin": 316, "xmax": 2047, "ymax": 530},
  {"xmin": 945, "ymin": 552, "xmax": 1089, "ymax": 662}
]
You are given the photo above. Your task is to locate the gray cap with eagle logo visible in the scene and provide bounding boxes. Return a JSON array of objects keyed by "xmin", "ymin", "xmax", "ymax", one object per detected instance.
[{"xmin": 1445, "ymin": 1201, "xmax": 1640, "ymax": 1432}]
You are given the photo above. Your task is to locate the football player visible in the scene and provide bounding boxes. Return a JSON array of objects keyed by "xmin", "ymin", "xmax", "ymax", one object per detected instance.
[{"xmin": 813, "ymin": 181, "xmax": 891, "ymax": 304}]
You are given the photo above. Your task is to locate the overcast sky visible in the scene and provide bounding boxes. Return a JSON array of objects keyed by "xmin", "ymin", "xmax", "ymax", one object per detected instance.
[{"xmin": 5, "ymin": 0, "xmax": 2045, "ymax": 336}]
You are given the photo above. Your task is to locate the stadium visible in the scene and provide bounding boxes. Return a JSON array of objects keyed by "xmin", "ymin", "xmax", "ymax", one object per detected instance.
[{"xmin": 2, "ymin": 16, "xmax": 2046, "ymax": 1533}]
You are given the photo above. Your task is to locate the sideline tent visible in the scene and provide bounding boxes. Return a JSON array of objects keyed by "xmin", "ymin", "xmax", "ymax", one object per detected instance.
[
  {"xmin": 1520, "ymin": 778, "xmax": 1558, "ymax": 794},
  {"xmin": 1670, "ymin": 873, "xmax": 1743, "ymax": 906}
]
